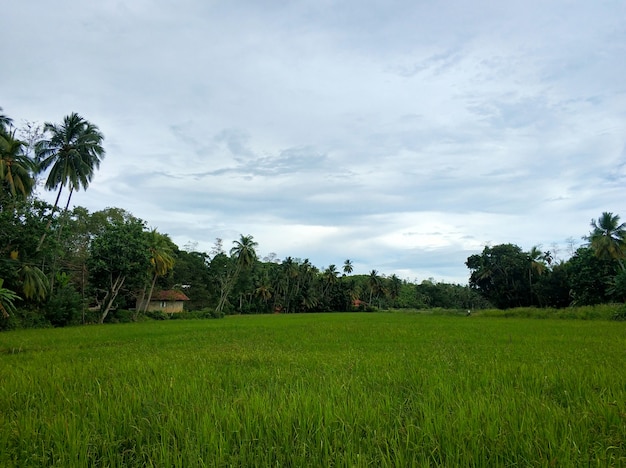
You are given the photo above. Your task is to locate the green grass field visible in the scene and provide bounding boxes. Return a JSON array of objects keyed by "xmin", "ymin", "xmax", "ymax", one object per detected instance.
[{"xmin": 1, "ymin": 312, "xmax": 625, "ymax": 466}]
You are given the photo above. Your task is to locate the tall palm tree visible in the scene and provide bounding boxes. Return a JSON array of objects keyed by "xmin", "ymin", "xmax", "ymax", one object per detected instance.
[
  {"xmin": 343, "ymin": 259, "xmax": 354, "ymax": 276},
  {"xmin": 527, "ymin": 245, "xmax": 547, "ymax": 304},
  {"xmin": 215, "ymin": 235, "xmax": 258, "ymax": 314},
  {"xmin": 255, "ymin": 280, "xmax": 272, "ymax": 310},
  {"xmin": 388, "ymin": 274, "xmax": 402, "ymax": 304},
  {"xmin": 35, "ymin": 113, "xmax": 105, "ymax": 249},
  {"xmin": 230, "ymin": 235, "xmax": 258, "ymax": 272},
  {"xmin": 142, "ymin": 230, "xmax": 176, "ymax": 313},
  {"xmin": 587, "ymin": 212, "xmax": 626, "ymax": 269},
  {"xmin": 323, "ymin": 264, "xmax": 339, "ymax": 299},
  {"xmin": 368, "ymin": 269, "xmax": 382, "ymax": 305}
]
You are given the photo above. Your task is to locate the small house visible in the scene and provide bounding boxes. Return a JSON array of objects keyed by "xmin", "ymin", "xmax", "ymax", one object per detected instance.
[{"xmin": 140, "ymin": 290, "xmax": 190, "ymax": 313}]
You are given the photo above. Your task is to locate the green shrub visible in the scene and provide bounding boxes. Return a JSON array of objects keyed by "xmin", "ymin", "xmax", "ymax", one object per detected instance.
[
  {"xmin": 43, "ymin": 285, "xmax": 83, "ymax": 327},
  {"xmin": 145, "ymin": 310, "xmax": 170, "ymax": 320},
  {"xmin": 612, "ymin": 304, "xmax": 626, "ymax": 321}
]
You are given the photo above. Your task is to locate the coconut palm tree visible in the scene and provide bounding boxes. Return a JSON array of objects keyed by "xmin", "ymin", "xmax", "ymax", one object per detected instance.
[
  {"xmin": 231, "ymin": 235, "xmax": 258, "ymax": 272},
  {"xmin": 388, "ymin": 274, "xmax": 402, "ymax": 304},
  {"xmin": 343, "ymin": 259, "xmax": 353, "ymax": 276},
  {"xmin": 0, "ymin": 278, "xmax": 19, "ymax": 318},
  {"xmin": 35, "ymin": 113, "xmax": 105, "ymax": 249},
  {"xmin": 0, "ymin": 127, "xmax": 36, "ymax": 199},
  {"xmin": 0, "ymin": 107, "xmax": 12, "ymax": 130},
  {"xmin": 215, "ymin": 235, "xmax": 258, "ymax": 314},
  {"xmin": 18, "ymin": 264, "xmax": 49, "ymax": 301},
  {"xmin": 368, "ymin": 269, "xmax": 382, "ymax": 305},
  {"xmin": 255, "ymin": 281, "xmax": 272, "ymax": 311},
  {"xmin": 527, "ymin": 245, "xmax": 547, "ymax": 304},
  {"xmin": 141, "ymin": 229, "xmax": 176, "ymax": 313},
  {"xmin": 587, "ymin": 212, "xmax": 626, "ymax": 269},
  {"xmin": 322, "ymin": 264, "xmax": 339, "ymax": 299}
]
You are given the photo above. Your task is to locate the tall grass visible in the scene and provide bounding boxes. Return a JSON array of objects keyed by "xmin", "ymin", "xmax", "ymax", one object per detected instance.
[{"xmin": 1, "ymin": 313, "xmax": 625, "ymax": 466}]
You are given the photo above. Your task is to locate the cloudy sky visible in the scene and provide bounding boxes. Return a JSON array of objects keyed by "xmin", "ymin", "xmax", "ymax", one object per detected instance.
[{"xmin": 2, "ymin": 1, "xmax": 625, "ymax": 283}]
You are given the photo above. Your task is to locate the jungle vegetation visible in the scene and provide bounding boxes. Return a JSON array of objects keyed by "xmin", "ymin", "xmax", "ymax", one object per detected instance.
[{"xmin": 1, "ymin": 107, "xmax": 625, "ymax": 328}]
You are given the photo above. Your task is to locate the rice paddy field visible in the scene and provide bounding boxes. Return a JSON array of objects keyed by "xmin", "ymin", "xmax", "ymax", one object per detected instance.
[{"xmin": 1, "ymin": 312, "xmax": 625, "ymax": 467}]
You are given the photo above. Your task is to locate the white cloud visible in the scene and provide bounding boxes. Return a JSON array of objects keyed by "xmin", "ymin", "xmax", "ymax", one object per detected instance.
[{"xmin": 2, "ymin": 0, "xmax": 625, "ymax": 284}]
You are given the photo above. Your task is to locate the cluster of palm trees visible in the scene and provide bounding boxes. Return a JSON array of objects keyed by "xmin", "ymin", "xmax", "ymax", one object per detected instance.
[
  {"xmin": 211, "ymin": 239, "xmax": 404, "ymax": 314},
  {"xmin": 1, "ymin": 108, "xmax": 105, "ymax": 218},
  {"xmin": 1, "ymin": 107, "xmax": 106, "ymax": 316}
]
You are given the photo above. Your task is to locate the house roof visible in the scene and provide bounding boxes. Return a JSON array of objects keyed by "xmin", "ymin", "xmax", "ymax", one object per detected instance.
[{"xmin": 150, "ymin": 290, "xmax": 190, "ymax": 301}]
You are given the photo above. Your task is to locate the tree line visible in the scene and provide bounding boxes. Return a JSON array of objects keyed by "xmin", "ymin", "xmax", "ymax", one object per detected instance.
[
  {"xmin": 1, "ymin": 107, "xmax": 624, "ymax": 328},
  {"xmin": 466, "ymin": 212, "xmax": 626, "ymax": 309}
]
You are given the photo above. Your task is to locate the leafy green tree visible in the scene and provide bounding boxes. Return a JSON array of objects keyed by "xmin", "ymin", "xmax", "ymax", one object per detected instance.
[
  {"xmin": 35, "ymin": 113, "xmax": 105, "ymax": 250},
  {"xmin": 0, "ymin": 198, "xmax": 52, "ymax": 311},
  {"xmin": 566, "ymin": 246, "xmax": 616, "ymax": 306},
  {"xmin": 43, "ymin": 272, "xmax": 83, "ymax": 327},
  {"xmin": 171, "ymin": 249, "xmax": 212, "ymax": 310},
  {"xmin": 466, "ymin": 244, "xmax": 530, "ymax": 308},
  {"xmin": 587, "ymin": 212, "xmax": 626, "ymax": 269},
  {"xmin": 532, "ymin": 262, "xmax": 571, "ymax": 308},
  {"xmin": 88, "ymin": 215, "xmax": 150, "ymax": 323}
]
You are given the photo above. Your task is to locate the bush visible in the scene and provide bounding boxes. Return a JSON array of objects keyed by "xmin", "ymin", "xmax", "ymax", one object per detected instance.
[
  {"xmin": 477, "ymin": 305, "xmax": 622, "ymax": 320},
  {"xmin": 0, "ymin": 306, "xmax": 50, "ymax": 330},
  {"xmin": 43, "ymin": 285, "xmax": 83, "ymax": 327},
  {"xmin": 105, "ymin": 309, "xmax": 134, "ymax": 323},
  {"xmin": 612, "ymin": 304, "xmax": 626, "ymax": 321},
  {"xmin": 145, "ymin": 310, "xmax": 170, "ymax": 321}
]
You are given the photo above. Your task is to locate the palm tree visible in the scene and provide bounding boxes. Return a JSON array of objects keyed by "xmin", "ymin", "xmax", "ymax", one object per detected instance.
[
  {"xmin": 231, "ymin": 235, "xmax": 258, "ymax": 271},
  {"xmin": 368, "ymin": 269, "xmax": 382, "ymax": 305},
  {"xmin": 141, "ymin": 230, "xmax": 176, "ymax": 314},
  {"xmin": 255, "ymin": 281, "xmax": 272, "ymax": 310},
  {"xmin": 35, "ymin": 113, "xmax": 105, "ymax": 249},
  {"xmin": 0, "ymin": 278, "xmax": 19, "ymax": 318},
  {"xmin": 527, "ymin": 246, "xmax": 547, "ymax": 304},
  {"xmin": 323, "ymin": 264, "xmax": 339, "ymax": 299},
  {"xmin": 18, "ymin": 264, "xmax": 49, "ymax": 301},
  {"xmin": 0, "ymin": 127, "xmax": 36, "ymax": 199},
  {"xmin": 343, "ymin": 259, "xmax": 354, "ymax": 276},
  {"xmin": 587, "ymin": 212, "xmax": 626, "ymax": 269},
  {"xmin": 388, "ymin": 274, "xmax": 402, "ymax": 305},
  {"xmin": 281, "ymin": 256, "xmax": 299, "ymax": 313},
  {"xmin": 215, "ymin": 235, "xmax": 258, "ymax": 314}
]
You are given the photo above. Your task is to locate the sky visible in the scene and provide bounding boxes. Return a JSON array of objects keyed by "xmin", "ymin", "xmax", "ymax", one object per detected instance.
[{"xmin": 2, "ymin": 0, "xmax": 625, "ymax": 284}]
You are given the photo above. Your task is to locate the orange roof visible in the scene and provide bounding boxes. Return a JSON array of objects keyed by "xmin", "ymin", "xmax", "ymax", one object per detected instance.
[{"xmin": 150, "ymin": 290, "xmax": 190, "ymax": 301}]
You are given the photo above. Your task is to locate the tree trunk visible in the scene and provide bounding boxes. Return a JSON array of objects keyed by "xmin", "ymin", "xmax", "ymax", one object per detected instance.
[
  {"xmin": 215, "ymin": 264, "xmax": 241, "ymax": 315},
  {"xmin": 135, "ymin": 287, "xmax": 146, "ymax": 320},
  {"xmin": 63, "ymin": 187, "xmax": 74, "ymax": 212},
  {"xmin": 143, "ymin": 273, "xmax": 158, "ymax": 313},
  {"xmin": 36, "ymin": 185, "xmax": 63, "ymax": 252},
  {"xmin": 99, "ymin": 273, "xmax": 126, "ymax": 323}
]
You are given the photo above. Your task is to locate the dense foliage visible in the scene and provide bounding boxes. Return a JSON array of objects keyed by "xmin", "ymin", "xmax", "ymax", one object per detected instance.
[{"xmin": 1, "ymin": 106, "xmax": 624, "ymax": 328}]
